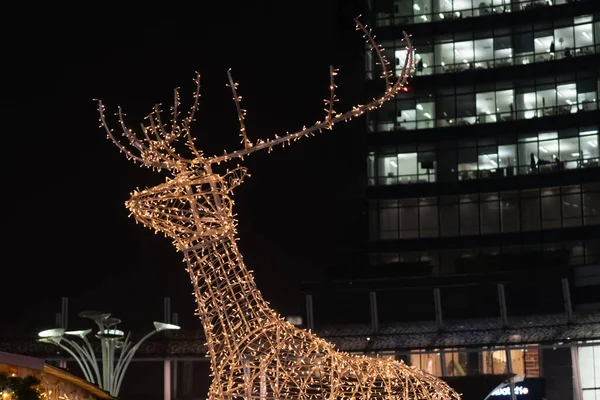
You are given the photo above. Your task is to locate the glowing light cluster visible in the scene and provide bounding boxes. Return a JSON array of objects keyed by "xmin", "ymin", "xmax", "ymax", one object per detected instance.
[{"xmin": 97, "ymin": 17, "xmax": 461, "ymax": 400}]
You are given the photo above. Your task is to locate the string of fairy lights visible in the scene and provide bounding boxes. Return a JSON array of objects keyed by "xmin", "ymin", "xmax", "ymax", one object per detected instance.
[{"xmin": 97, "ymin": 16, "xmax": 461, "ymax": 400}]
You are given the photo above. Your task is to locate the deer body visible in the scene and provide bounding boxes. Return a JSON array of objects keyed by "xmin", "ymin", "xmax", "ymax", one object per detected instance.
[
  {"xmin": 127, "ymin": 169, "xmax": 455, "ymax": 400},
  {"xmin": 99, "ymin": 19, "xmax": 461, "ymax": 400}
]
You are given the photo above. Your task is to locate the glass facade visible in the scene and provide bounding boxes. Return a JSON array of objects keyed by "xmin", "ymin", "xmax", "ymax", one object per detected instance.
[
  {"xmin": 363, "ymin": 2, "xmax": 600, "ymax": 268},
  {"xmin": 371, "ymin": 0, "xmax": 583, "ymax": 26},
  {"xmin": 339, "ymin": 0, "xmax": 600, "ymax": 397},
  {"xmin": 357, "ymin": 346, "xmax": 541, "ymax": 378},
  {"xmin": 580, "ymin": 342, "xmax": 600, "ymax": 399},
  {"xmin": 366, "ymin": 73, "xmax": 600, "ymax": 134},
  {"xmin": 367, "ymin": 239, "xmax": 599, "ymax": 274},
  {"xmin": 369, "ymin": 183, "xmax": 600, "ymax": 240},
  {"xmin": 365, "ymin": 15, "xmax": 599, "ymax": 78},
  {"xmin": 368, "ymin": 128, "xmax": 599, "ymax": 185}
]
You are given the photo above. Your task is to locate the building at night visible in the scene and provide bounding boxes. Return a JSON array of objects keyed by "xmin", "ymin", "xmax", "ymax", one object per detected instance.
[
  {"xmin": 0, "ymin": 351, "xmax": 114, "ymax": 400},
  {"xmin": 302, "ymin": 1, "xmax": 600, "ymax": 399}
]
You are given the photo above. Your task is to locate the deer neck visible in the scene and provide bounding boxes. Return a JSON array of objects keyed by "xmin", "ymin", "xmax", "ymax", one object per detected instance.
[
  {"xmin": 181, "ymin": 177, "xmax": 275, "ymax": 361},
  {"xmin": 184, "ymin": 233, "xmax": 275, "ymax": 362},
  {"xmin": 126, "ymin": 168, "xmax": 276, "ymax": 359}
]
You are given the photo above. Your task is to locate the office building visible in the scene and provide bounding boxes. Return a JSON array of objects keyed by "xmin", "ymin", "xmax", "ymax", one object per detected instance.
[{"xmin": 302, "ymin": 1, "xmax": 600, "ymax": 399}]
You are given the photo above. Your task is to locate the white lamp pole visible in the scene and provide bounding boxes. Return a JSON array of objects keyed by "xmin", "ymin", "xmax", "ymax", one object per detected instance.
[{"xmin": 38, "ymin": 311, "xmax": 180, "ymax": 397}]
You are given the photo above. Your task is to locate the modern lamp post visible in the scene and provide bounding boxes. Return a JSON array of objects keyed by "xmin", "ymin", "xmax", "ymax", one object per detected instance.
[{"xmin": 38, "ymin": 310, "xmax": 180, "ymax": 397}]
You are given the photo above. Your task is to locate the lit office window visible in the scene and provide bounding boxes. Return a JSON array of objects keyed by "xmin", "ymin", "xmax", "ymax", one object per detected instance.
[
  {"xmin": 410, "ymin": 351, "xmax": 443, "ymax": 376},
  {"xmin": 369, "ymin": 128, "xmax": 599, "ymax": 186},
  {"xmin": 367, "ymin": 14, "xmax": 598, "ymax": 77},
  {"xmin": 444, "ymin": 349, "xmax": 469, "ymax": 376},
  {"xmin": 482, "ymin": 349, "xmax": 526, "ymax": 375},
  {"xmin": 578, "ymin": 341, "xmax": 600, "ymax": 400},
  {"xmin": 373, "ymin": 0, "xmax": 578, "ymax": 27}
]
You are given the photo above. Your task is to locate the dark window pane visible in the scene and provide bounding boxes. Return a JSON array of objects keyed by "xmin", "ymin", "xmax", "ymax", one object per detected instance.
[
  {"xmin": 440, "ymin": 196, "xmax": 459, "ymax": 236},
  {"xmin": 480, "ymin": 193, "xmax": 500, "ymax": 233},
  {"xmin": 500, "ymin": 191, "xmax": 520, "ymax": 232},
  {"xmin": 521, "ymin": 190, "xmax": 540, "ymax": 231},
  {"xmin": 460, "ymin": 194, "xmax": 480, "ymax": 235}
]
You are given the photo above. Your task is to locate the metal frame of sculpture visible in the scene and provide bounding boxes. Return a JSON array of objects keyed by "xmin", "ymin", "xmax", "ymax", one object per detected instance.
[{"xmin": 97, "ymin": 18, "xmax": 461, "ymax": 400}]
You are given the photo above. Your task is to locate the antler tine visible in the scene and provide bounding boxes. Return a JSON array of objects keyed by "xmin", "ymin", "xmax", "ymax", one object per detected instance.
[
  {"xmin": 98, "ymin": 73, "xmax": 209, "ymax": 172},
  {"xmin": 98, "ymin": 99, "xmax": 192, "ymax": 171},
  {"xmin": 143, "ymin": 110, "xmax": 191, "ymax": 166},
  {"xmin": 394, "ymin": 30, "xmax": 414, "ymax": 94},
  {"xmin": 120, "ymin": 106, "xmax": 186, "ymax": 170},
  {"xmin": 323, "ymin": 65, "xmax": 339, "ymax": 129},
  {"xmin": 354, "ymin": 16, "xmax": 393, "ymax": 92},
  {"xmin": 148, "ymin": 104, "xmax": 174, "ymax": 142},
  {"xmin": 96, "ymin": 99, "xmax": 146, "ymax": 165},
  {"xmin": 227, "ymin": 69, "xmax": 252, "ymax": 151},
  {"xmin": 171, "ymin": 87, "xmax": 181, "ymax": 138},
  {"xmin": 183, "ymin": 72, "xmax": 205, "ymax": 161},
  {"xmin": 203, "ymin": 16, "xmax": 413, "ymax": 165}
]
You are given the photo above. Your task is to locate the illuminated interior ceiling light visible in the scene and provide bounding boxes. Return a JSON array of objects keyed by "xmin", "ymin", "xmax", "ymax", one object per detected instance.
[
  {"xmin": 97, "ymin": 17, "xmax": 460, "ymax": 400},
  {"xmin": 154, "ymin": 322, "xmax": 181, "ymax": 332},
  {"xmin": 64, "ymin": 329, "xmax": 92, "ymax": 338},
  {"xmin": 38, "ymin": 328, "xmax": 65, "ymax": 339},
  {"xmin": 96, "ymin": 329, "xmax": 125, "ymax": 340},
  {"xmin": 78, "ymin": 311, "xmax": 111, "ymax": 323}
]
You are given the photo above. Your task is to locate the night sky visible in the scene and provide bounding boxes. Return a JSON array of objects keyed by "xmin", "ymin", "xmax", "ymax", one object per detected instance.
[{"xmin": 3, "ymin": 1, "xmax": 367, "ymax": 336}]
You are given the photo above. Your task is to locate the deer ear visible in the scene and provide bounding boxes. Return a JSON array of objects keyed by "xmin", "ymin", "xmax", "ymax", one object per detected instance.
[{"xmin": 223, "ymin": 166, "xmax": 249, "ymax": 192}]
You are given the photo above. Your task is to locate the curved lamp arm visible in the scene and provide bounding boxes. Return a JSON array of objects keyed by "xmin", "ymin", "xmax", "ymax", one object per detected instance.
[
  {"xmin": 113, "ymin": 329, "xmax": 160, "ymax": 396},
  {"xmin": 51, "ymin": 341, "xmax": 94, "ymax": 383},
  {"xmin": 109, "ymin": 333, "xmax": 132, "ymax": 395},
  {"xmin": 79, "ymin": 335, "xmax": 102, "ymax": 385},
  {"xmin": 61, "ymin": 337, "xmax": 100, "ymax": 385}
]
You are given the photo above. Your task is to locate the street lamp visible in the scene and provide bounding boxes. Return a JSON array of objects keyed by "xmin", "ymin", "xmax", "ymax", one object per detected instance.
[{"xmin": 38, "ymin": 310, "xmax": 180, "ymax": 397}]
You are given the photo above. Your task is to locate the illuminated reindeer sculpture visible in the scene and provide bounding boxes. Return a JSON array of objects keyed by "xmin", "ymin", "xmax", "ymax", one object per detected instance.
[{"xmin": 97, "ymin": 18, "xmax": 461, "ymax": 400}]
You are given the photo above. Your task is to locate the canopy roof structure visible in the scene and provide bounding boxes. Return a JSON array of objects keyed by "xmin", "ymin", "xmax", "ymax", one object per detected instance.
[{"xmin": 316, "ymin": 312, "xmax": 600, "ymax": 351}]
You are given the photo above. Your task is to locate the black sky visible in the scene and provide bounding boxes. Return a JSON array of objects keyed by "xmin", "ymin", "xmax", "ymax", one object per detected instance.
[{"xmin": 3, "ymin": 1, "xmax": 367, "ymax": 336}]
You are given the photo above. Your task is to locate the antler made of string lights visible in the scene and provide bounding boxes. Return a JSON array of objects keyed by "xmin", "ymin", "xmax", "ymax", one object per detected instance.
[
  {"xmin": 97, "ymin": 18, "xmax": 412, "ymax": 172},
  {"xmin": 97, "ymin": 17, "xmax": 461, "ymax": 400}
]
